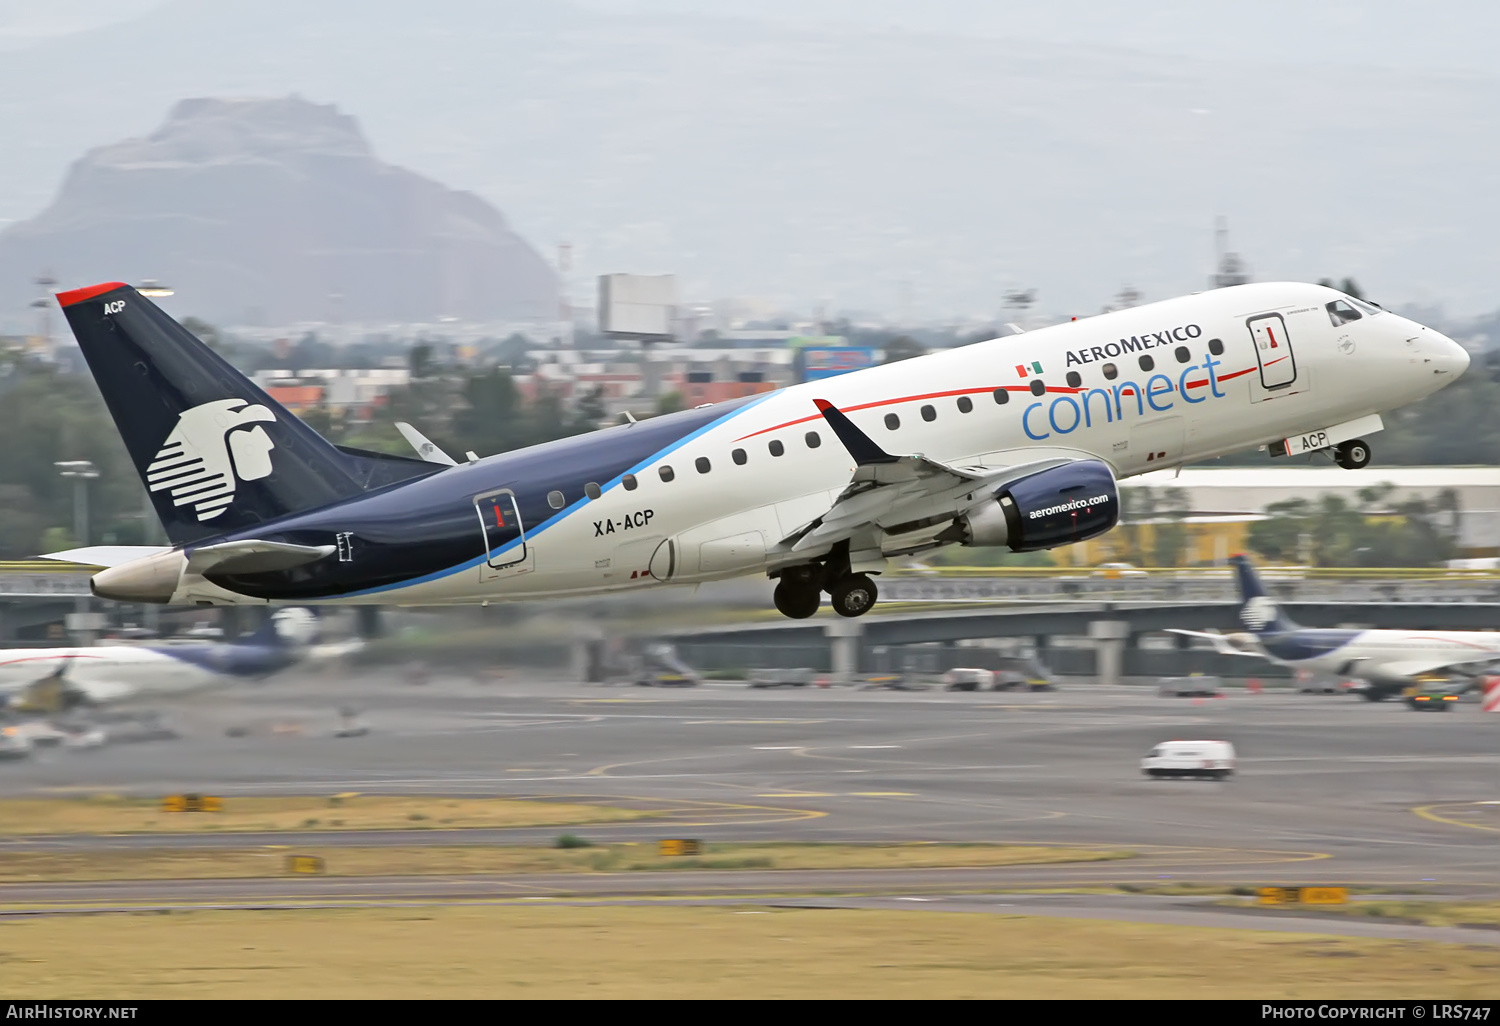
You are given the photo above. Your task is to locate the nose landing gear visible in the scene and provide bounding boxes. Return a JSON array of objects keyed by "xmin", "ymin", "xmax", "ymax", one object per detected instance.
[{"xmin": 1334, "ymin": 439, "xmax": 1372, "ymax": 470}]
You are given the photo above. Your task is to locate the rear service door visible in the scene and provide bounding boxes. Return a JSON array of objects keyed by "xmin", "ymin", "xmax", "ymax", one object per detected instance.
[
  {"xmin": 1247, "ymin": 314, "xmax": 1297, "ymax": 389},
  {"xmin": 475, "ymin": 490, "xmax": 533, "ymax": 580}
]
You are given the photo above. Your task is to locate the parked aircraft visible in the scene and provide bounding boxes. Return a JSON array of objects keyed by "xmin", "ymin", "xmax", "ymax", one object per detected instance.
[
  {"xmin": 0, "ymin": 609, "xmax": 330, "ymax": 713},
  {"xmin": 1171, "ymin": 556, "xmax": 1500, "ymax": 701},
  {"xmin": 43, "ymin": 281, "xmax": 1465, "ymax": 619}
]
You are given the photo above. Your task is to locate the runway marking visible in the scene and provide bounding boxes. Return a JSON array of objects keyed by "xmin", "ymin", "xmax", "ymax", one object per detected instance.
[
  {"xmin": 567, "ymin": 699, "xmax": 660, "ymax": 705},
  {"xmin": 1413, "ymin": 802, "xmax": 1500, "ymax": 834},
  {"xmin": 755, "ymin": 793, "xmax": 835, "ymax": 798},
  {"xmin": 685, "ymin": 720, "xmax": 829, "ymax": 725},
  {"xmin": 848, "ymin": 792, "xmax": 915, "ymax": 797}
]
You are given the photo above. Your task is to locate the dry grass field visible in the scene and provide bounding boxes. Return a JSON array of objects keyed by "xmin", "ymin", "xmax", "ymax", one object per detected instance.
[
  {"xmin": 0, "ymin": 795, "xmax": 647, "ymax": 834},
  {"xmin": 0, "ymin": 842, "xmax": 1128, "ymax": 882},
  {"xmin": 4, "ymin": 905, "xmax": 1498, "ymax": 999}
]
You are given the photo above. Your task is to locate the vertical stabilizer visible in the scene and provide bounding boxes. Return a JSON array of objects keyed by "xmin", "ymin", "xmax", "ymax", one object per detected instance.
[
  {"xmin": 1229, "ymin": 554, "xmax": 1299, "ymax": 634},
  {"xmin": 57, "ymin": 283, "xmax": 437, "ymax": 545}
]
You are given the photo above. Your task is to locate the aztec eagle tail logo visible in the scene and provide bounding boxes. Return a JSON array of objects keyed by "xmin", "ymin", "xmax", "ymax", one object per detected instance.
[{"xmin": 146, "ymin": 399, "xmax": 278, "ymax": 521}]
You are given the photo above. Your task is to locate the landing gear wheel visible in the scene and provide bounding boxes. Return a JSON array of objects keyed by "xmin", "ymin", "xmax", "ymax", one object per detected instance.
[
  {"xmin": 1334, "ymin": 439, "xmax": 1371, "ymax": 470},
  {"xmin": 829, "ymin": 574, "xmax": 878, "ymax": 618},
  {"xmin": 773, "ymin": 580, "xmax": 821, "ymax": 619}
]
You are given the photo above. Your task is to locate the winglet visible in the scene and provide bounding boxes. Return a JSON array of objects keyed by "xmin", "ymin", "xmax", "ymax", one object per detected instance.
[
  {"xmin": 813, "ymin": 400, "xmax": 899, "ymax": 465},
  {"xmin": 394, "ymin": 422, "xmax": 457, "ymax": 466}
]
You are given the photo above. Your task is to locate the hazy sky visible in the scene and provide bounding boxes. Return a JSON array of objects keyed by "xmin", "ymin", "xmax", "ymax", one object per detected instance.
[{"xmin": 3, "ymin": 1, "xmax": 1498, "ymax": 325}]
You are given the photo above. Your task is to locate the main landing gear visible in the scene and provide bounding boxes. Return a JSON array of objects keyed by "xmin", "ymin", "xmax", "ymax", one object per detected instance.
[
  {"xmin": 1334, "ymin": 439, "xmax": 1372, "ymax": 470},
  {"xmin": 771, "ymin": 549, "xmax": 881, "ymax": 620}
]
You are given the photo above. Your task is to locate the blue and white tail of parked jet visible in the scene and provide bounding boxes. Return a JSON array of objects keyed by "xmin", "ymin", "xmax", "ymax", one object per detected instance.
[
  {"xmin": 1172, "ymin": 556, "xmax": 1500, "ymax": 700},
  {"xmin": 42, "ymin": 279, "xmax": 1467, "ymax": 620}
]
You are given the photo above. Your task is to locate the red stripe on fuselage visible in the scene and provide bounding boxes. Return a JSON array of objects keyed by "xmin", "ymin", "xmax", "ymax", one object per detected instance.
[{"xmin": 734, "ymin": 367, "xmax": 1256, "ymax": 442}]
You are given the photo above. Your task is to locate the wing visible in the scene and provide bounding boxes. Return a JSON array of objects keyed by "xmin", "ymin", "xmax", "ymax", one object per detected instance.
[
  {"xmin": 395, "ymin": 422, "xmax": 457, "ymax": 466},
  {"xmin": 778, "ymin": 399, "xmax": 1073, "ymax": 554},
  {"xmin": 1164, "ymin": 629, "xmax": 1269, "ymax": 659}
]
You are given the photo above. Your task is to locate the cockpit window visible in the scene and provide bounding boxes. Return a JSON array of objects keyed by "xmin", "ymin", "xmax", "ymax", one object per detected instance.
[
  {"xmin": 1326, "ymin": 299, "xmax": 1362, "ymax": 326},
  {"xmin": 1348, "ymin": 296, "xmax": 1382, "ymax": 316}
]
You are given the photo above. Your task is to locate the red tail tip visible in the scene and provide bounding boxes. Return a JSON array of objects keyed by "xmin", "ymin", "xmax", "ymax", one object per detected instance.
[
  {"xmin": 56, "ymin": 282, "xmax": 130, "ymax": 308},
  {"xmin": 813, "ymin": 399, "xmax": 833, "ymax": 412}
]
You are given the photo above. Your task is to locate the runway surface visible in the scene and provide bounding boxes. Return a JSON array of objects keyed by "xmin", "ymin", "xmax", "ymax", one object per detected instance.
[{"xmin": 2, "ymin": 670, "xmax": 1497, "ymax": 924}]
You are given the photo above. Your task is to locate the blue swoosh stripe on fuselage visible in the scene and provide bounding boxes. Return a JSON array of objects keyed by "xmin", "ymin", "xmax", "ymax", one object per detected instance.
[
  {"xmin": 148, "ymin": 642, "xmax": 296, "ymax": 677},
  {"xmin": 1261, "ymin": 629, "xmax": 1363, "ymax": 663},
  {"xmin": 203, "ymin": 391, "xmax": 778, "ymax": 600}
]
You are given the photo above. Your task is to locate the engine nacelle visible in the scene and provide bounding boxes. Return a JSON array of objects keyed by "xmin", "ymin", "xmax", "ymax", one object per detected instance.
[{"xmin": 939, "ymin": 459, "xmax": 1120, "ymax": 552}]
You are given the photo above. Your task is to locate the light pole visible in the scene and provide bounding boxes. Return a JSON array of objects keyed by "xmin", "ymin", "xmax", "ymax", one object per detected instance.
[
  {"xmin": 55, "ymin": 460, "xmax": 99, "ymax": 548},
  {"xmin": 55, "ymin": 461, "xmax": 100, "ymax": 645}
]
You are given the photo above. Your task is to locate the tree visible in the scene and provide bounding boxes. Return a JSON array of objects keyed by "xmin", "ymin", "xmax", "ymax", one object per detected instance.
[
  {"xmin": 1150, "ymin": 487, "xmax": 1191, "ymax": 567},
  {"xmin": 656, "ymin": 391, "xmax": 685, "ymax": 416},
  {"xmin": 409, "ymin": 342, "xmax": 434, "ymax": 379},
  {"xmin": 881, "ymin": 335, "xmax": 925, "ymax": 364},
  {"xmin": 1317, "ymin": 277, "xmax": 1364, "ymax": 300}
]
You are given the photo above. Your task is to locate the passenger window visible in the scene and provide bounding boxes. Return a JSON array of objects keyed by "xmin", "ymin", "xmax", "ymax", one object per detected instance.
[
  {"xmin": 732, "ymin": 448, "xmax": 747, "ymax": 465},
  {"xmin": 805, "ymin": 431, "xmax": 821, "ymax": 449},
  {"xmin": 1175, "ymin": 346, "xmax": 1190, "ymax": 363},
  {"xmin": 993, "ymin": 388, "xmax": 1010, "ymax": 405},
  {"xmin": 1102, "ymin": 363, "xmax": 1118, "ymax": 380},
  {"xmin": 695, "ymin": 457, "xmax": 711, "ymax": 474},
  {"xmin": 1138, "ymin": 355, "xmax": 1155, "ymax": 372},
  {"xmin": 584, "ymin": 482, "xmax": 602, "ymax": 500},
  {"xmin": 659, "ymin": 465, "xmax": 675, "ymax": 482},
  {"xmin": 622, "ymin": 473, "xmax": 638, "ymax": 491},
  {"xmin": 547, "ymin": 490, "xmax": 565, "ymax": 509},
  {"xmin": 1028, "ymin": 379, "xmax": 1045, "ymax": 396},
  {"xmin": 885, "ymin": 413, "xmax": 900, "ymax": 430},
  {"xmin": 1326, "ymin": 300, "xmax": 1362, "ymax": 326},
  {"xmin": 920, "ymin": 404, "xmax": 936, "ymax": 422},
  {"xmin": 1208, "ymin": 338, "xmax": 1224, "ymax": 356},
  {"xmin": 956, "ymin": 396, "xmax": 973, "ymax": 413},
  {"xmin": 768, "ymin": 439, "xmax": 784, "ymax": 457},
  {"xmin": 1065, "ymin": 371, "xmax": 1081, "ymax": 388}
]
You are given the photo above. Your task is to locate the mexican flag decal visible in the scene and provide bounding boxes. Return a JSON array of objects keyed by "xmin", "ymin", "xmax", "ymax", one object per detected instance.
[{"xmin": 1015, "ymin": 360, "xmax": 1042, "ymax": 377}]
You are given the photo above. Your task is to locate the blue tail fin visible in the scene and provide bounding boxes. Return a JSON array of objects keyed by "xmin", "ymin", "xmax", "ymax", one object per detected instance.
[
  {"xmin": 1229, "ymin": 554, "xmax": 1299, "ymax": 633},
  {"xmin": 57, "ymin": 283, "xmax": 440, "ymax": 546},
  {"xmin": 235, "ymin": 608, "xmax": 317, "ymax": 648}
]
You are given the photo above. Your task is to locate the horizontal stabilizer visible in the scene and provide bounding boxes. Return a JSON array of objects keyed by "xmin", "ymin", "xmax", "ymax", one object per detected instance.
[
  {"xmin": 39, "ymin": 546, "xmax": 172, "ymax": 568},
  {"xmin": 186, "ymin": 540, "xmax": 336, "ymax": 576}
]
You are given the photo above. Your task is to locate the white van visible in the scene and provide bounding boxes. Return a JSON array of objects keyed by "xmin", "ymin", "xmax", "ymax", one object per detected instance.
[
  {"xmin": 1141, "ymin": 740, "xmax": 1235, "ymax": 780},
  {"xmin": 943, "ymin": 668, "xmax": 996, "ymax": 692}
]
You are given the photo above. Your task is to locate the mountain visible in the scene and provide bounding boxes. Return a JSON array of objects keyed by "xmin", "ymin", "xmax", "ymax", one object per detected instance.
[
  {"xmin": 0, "ymin": 96, "xmax": 558, "ymax": 326},
  {"xmin": 0, "ymin": 1, "xmax": 1497, "ymax": 322}
]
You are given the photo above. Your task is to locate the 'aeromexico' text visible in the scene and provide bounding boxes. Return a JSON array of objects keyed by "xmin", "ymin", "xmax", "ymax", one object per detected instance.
[
  {"xmin": 1065, "ymin": 324, "xmax": 1203, "ymax": 367},
  {"xmin": 1028, "ymin": 494, "xmax": 1112, "ymax": 520}
]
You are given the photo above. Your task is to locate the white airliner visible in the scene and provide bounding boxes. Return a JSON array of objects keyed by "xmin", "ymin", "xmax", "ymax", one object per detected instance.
[
  {"xmin": 46, "ymin": 280, "xmax": 1467, "ymax": 619},
  {"xmin": 0, "ymin": 609, "xmax": 333, "ymax": 712},
  {"xmin": 1174, "ymin": 556, "xmax": 1500, "ymax": 701}
]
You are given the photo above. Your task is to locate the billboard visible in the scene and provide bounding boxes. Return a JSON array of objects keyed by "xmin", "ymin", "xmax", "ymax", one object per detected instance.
[
  {"xmin": 800, "ymin": 346, "xmax": 876, "ymax": 381},
  {"xmin": 598, "ymin": 274, "xmax": 677, "ymax": 338}
]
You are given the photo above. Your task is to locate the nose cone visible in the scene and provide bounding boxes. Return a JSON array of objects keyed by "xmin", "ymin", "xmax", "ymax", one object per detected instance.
[{"xmin": 1439, "ymin": 335, "xmax": 1471, "ymax": 378}]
